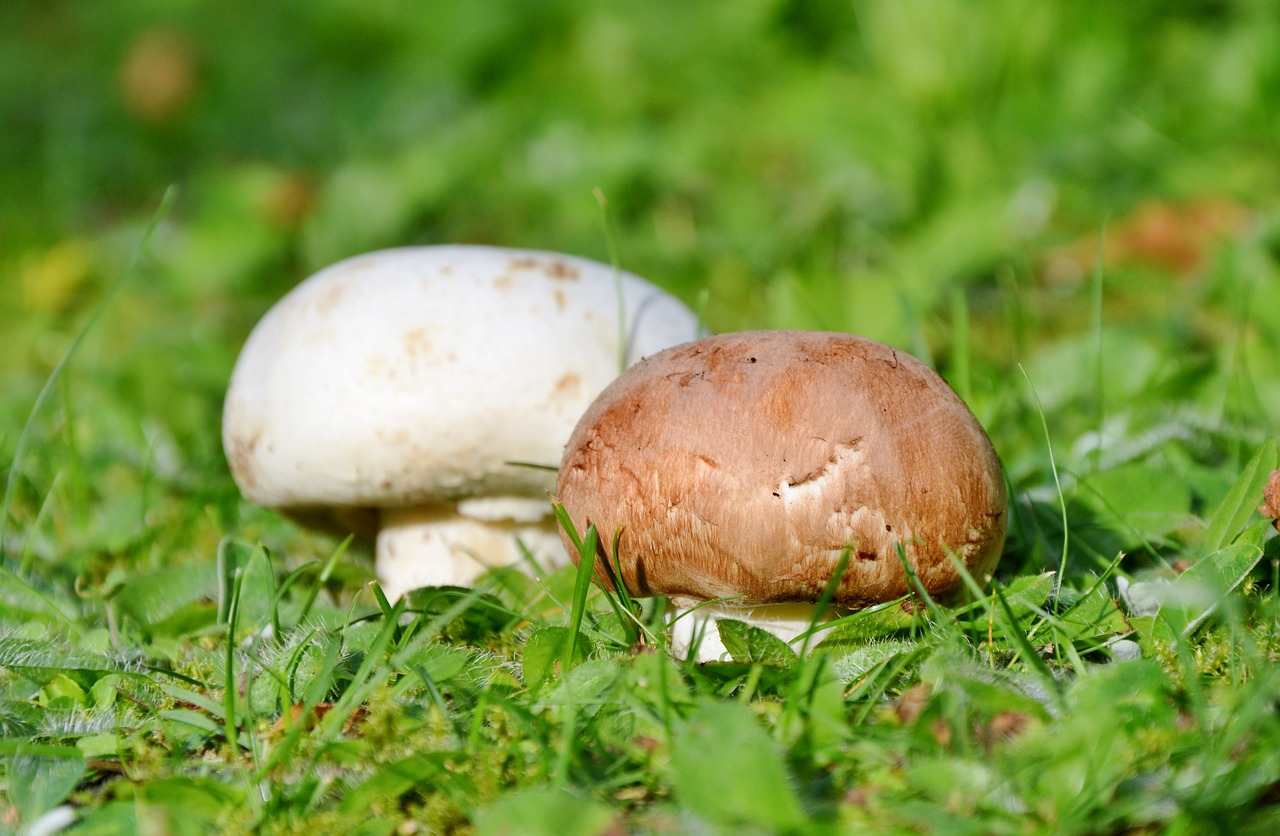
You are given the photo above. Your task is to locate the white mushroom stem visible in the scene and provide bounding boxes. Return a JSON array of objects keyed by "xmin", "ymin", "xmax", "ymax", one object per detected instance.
[
  {"xmin": 375, "ymin": 504, "xmax": 566, "ymax": 600},
  {"xmin": 667, "ymin": 599, "xmax": 838, "ymax": 663}
]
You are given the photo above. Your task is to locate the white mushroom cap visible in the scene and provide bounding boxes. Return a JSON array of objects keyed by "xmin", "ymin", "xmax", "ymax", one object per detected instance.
[
  {"xmin": 555, "ymin": 330, "xmax": 1007, "ymax": 661},
  {"xmin": 223, "ymin": 245, "xmax": 701, "ymax": 598}
]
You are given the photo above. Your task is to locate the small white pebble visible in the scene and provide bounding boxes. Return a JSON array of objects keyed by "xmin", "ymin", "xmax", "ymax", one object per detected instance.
[
  {"xmin": 1109, "ymin": 639, "xmax": 1142, "ymax": 662},
  {"xmin": 27, "ymin": 805, "xmax": 77, "ymax": 836}
]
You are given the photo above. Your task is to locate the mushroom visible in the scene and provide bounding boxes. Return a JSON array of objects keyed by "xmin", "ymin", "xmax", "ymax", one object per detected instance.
[
  {"xmin": 223, "ymin": 245, "xmax": 701, "ymax": 599},
  {"xmin": 555, "ymin": 330, "xmax": 1007, "ymax": 661}
]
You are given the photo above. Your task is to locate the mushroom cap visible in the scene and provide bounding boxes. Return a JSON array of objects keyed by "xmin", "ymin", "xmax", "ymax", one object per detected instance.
[
  {"xmin": 555, "ymin": 330, "xmax": 1007, "ymax": 608},
  {"xmin": 223, "ymin": 246, "xmax": 700, "ymax": 532}
]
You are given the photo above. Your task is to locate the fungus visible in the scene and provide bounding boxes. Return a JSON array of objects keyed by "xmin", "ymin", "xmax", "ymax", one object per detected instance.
[
  {"xmin": 223, "ymin": 245, "xmax": 700, "ymax": 599},
  {"xmin": 555, "ymin": 330, "xmax": 1007, "ymax": 661}
]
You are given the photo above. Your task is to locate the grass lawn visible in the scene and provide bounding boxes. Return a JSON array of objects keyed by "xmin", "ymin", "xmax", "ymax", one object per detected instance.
[{"xmin": 3, "ymin": 1, "xmax": 1280, "ymax": 832}]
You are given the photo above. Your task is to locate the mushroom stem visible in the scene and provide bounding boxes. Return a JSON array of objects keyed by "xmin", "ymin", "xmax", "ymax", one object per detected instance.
[
  {"xmin": 375, "ymin": 505, "xmax": 564, "ymax": 600},
  {"xmin": 668, "ymin": 599, "xmax": 838, "ymax": 663}
]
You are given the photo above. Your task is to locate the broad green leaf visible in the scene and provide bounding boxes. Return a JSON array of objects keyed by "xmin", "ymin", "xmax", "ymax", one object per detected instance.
[
  {"xmin": 1232, "ymin": 517, "xmax": 1274, "ymax": 551},
  {"xmin": 405, "ymin": 586, "xmax": 519, "ymax": 638},
  {"xmin": 1068, "ymin": 660, "xmax": 1174, "ymax": 727},
  {"xmin": 1023, "ymin": 328, "xmax": 1161, "ymax": 414},
  {"xmin": 134, "ymin": 776, "xmax": 246, "ymax": 828},
  {"xmin": 67, "ymin": 800, "xmax": 137, "ymax": 835},
  {"xmin": 158, "ymin": 706, "xmax": 251, "ymax": 749},
  {"xmin": 337, "ymin": 752, "xmax": 451, "ymax": 814},
  {"xmin": 233, "ymin": 544, "xmax": 277, "ymax": 635},
  {"xmin": 717, "ymin": 618, "xmax": 799, "ymax": 666},
  {"xmin": 780, "ymin": 655, "xmax": 847, "ymax": 758},
  {"xmin": 1128, "ymin": 615, "xmax": 1175, "ymax": 653},
  {"xmin": 813, "ymin": 599, "xmax": 918, "ymax": 649},
  {"xmin": 1158, "ymin": 542, "xmax": 1264, "ymax": 635},
  {"xmin": 522, "ymin": 626, "xmax": 592, "ymax": 691},
  {"xmin": 0, "ymin": 697, "xmax": 40, "ymax": 737},
  {"xmin": 828, "ymin": 638, "xmax": 918, "ymax": 684},
  {"xmin": 921, "ymin": 654, "xmax": 1054, "ymax": 720},
  {"xmin": 475, "ymin": 786, "xmax": 617, "ymax": 836},
  {"xmin": 37, "ymin": 673, "xmax": 86, "ymax": 709},
  {"xmin": 112, "ymin": 562, "xmax": 219, "ymax": 628},
  {"xmin": 0, "ymin": 637, "xmax": 144, "ymax": 683},
  {"xmin": 1203, "ymin": 439, "xmax": 1278, "ymax": 552},
  {"xmin": 540, "ymin": 658, "xmax": 624, "ymax": 709},
  {"xmin": 158, "ymin": 708, "xmax": 222, "ymax": 734},
  {"xmin": 7, "ymin": 744, "xmax": 85, "ymax": 822},
  {"xmin": 671, "ymin": 701, "xmax": 805, "ymax": 831},
  {"xmin": 394, "ymin": 640, "xmax": 474, "ymax": 685},
  {"xmin": 1054, "ymin": 574, "xmax": 1131, "ymax": 643},
  {"xmin": 954, "ymin": 572, "xmax": 1056, "ymax": 625},
  {"xmin": 159, "ymin": 684, "xmax": 225, "ymax": 719},
  {"xmin": 75, "ymin": 733, "xmax": 119, "ymax": 760},
  {"xmin": 1084, "ymin": 462, "xmax": 1192, "ymax": 539},
  {"xmin": 147, "ymin": 601, "xmax": 219, "ymax": 638},
  {"xmin": 904, "ymin": 756, "xmax": 996, "ymax": 812},
  {"xmin": 0, "ymin": 568, "xmax": 77, "ymax": 626}
]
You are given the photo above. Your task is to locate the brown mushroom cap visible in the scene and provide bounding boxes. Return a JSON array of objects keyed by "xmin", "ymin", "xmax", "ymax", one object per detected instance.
[{"xmin": 555, "ymin": 330, "xmax": 1007, "ymax": 608}]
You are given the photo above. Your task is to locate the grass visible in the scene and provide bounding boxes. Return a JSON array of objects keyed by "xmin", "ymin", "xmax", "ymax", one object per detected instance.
[{"xmin": 3, "ymin": 0, "xmax": 1280, "ymax": 832}]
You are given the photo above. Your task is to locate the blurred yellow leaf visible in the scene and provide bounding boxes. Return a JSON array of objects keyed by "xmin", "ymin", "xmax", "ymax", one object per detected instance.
[{"xmin": 20, "ymin": 240, "xmax": 92, "ymax": 314}]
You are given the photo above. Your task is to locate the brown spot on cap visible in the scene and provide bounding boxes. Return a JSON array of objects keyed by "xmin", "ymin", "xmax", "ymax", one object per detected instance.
[
  {"xmin": 510, "ymin": 256, "xmax": 581, "ymax": 281},
  {"xmin": 224, "ymin": 427, "xmax": 261, "ymax": 493},
  {"xmin": 315, "ymin": 282, "xmax": 345, "ymax": 315},
  {"xmin": 543, "ymin": 260, "xmax": 580, "ymax": 280},
  {"xmin": 552, "ymin": 372, "xmax": 583, "ymax": 401},
  {"xmin": 403, "ymin": 328, "xmax": 431, "ymax": 361}
]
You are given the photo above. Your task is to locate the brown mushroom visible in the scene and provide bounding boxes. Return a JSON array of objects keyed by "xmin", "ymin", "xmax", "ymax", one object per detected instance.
[
  {"xmin": 555, "ymin": 330, "xmax": 1007, "ymax": 660},
  {"xmin": 1261, "ymin": 469, "xmax": 1280, "ymax": 532}
]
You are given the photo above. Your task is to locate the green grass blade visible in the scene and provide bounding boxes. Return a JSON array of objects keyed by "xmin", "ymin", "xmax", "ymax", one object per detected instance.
[
  {"xmin": 947, "ymin": 551, "xmax": 1064, "ymax": 707},
  {"xmin": 566, "ymin": 524, "xmax": 599, "ymax": 663},
  {"xmin": 1203, "ymin": 438, "xmax": 1277, "ymax": 552},
  {"xmin": 594, "ymin": 186, "xmax": 628, "ymax": 374},
  {"xmin": 991, "ymin": 582, "xmax": 1062, "ymax": 700},
  {"xmin": 0, "ymin": 186, "xmax": 176, "ymax": 567},
  {"xmin": 371, "ymin": 578, "xmax": 396, "ymax": 621},
  {"xmin": 1020, "ymin": 364, "xmax": 1070, "ymax": 594},
  {"xmin": 949, "ymin": 287, "xmax": 972, "ymax": 403},
  {"xmin": 894, "ymin": 542, "xmax": 945, "ymax": 622},
  {"xmin": 294, "ymin": 535, "xmax": 353, "ymax": 626},
  {"xmin": 553, "ymin": 502, "xmax": 643, "ymax": 648},
  {"xmin": 0, "ymin": 567, "xmax": 78, "ymax": 628},
  {"xmin": 1090, "ymin": 221, "xmax": 1108, "ymax": 471},
  {"xmin": 222, "ymin": 566, "xmax": 244, "ymax": 755}
]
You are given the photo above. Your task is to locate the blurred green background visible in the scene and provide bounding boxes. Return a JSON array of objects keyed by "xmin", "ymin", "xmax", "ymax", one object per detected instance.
[
  {"xmin": 4, "ymin": 6, "xmax": 1280, "ymax": 830},
  {"xmin": 2, "ymin": 0, "xmax": 1279, "ymax": 586}
]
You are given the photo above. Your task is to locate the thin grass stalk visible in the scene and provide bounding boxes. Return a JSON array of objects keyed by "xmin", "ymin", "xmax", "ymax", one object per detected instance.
[
  {"xmin": 566, "ymin": 525, "xmax": 599, "ymax": 663},
  {"xmin": 223, "ymin": 566, "xmax": 244, "ymax": 755},
  {"xmin": 1019, "ymin": 364, "xmax": 1070, "ymax": 598},
  {"xmin": 0, "ymin": 186, "xmax": 175, "ymax": 566},
  {"xmin": 594, "ymin": 186, "xmax": 628, "ymax": 375},
  {"xmin": 1090, "ymin": 220, "xmax": 1108, "ymax": 471}
]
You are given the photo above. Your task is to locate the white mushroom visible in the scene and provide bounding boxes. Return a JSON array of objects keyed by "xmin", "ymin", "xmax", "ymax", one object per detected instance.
[
  {"xmin": 555, "ymin": 330, "xmax": 1007, "ymax": 661},
  {"xmin": 223, "ymin": 245, "xmax": 701, "ymax": 599}
]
